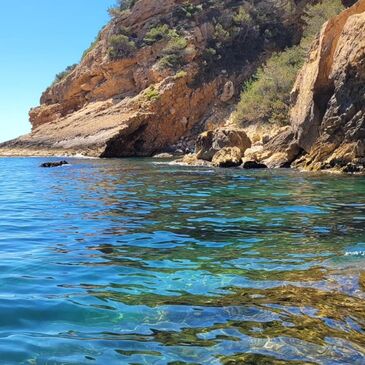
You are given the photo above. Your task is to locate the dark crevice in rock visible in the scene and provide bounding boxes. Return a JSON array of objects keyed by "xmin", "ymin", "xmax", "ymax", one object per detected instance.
[
  {"xmin": 101, "ymin": 123, "xmax": 149, "ymax": 157},
  {"xmin": 284, "ymin": 147, "xmax": 306, "ymax": 168},
  {"xmin": 242, "ymin": 161, "xmax": 267, "ymax": 169}
]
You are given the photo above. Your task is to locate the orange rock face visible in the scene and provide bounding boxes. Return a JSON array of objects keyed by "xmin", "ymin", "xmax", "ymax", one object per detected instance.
[
  {"xmin": 0, "ymin": 0, "xmax": 325, "ymax": 159},
  {"xmin": 3, "ymin": 0, "xmax": 314, "ymax": 157},
  {"xmin": 3, "ymin": 0, "xmax": 235, "ymax": 157},
  {"xmin": 290, "ymin": 0, "xmax": 365, "ymax": 171},
  {"xmin": 3, "ymin": 10, "xmax": 226, "ymax": 156}
]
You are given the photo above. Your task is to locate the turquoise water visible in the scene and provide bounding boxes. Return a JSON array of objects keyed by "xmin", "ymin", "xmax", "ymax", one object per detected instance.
[{"xmin": 0, "ymin": 157, "xmax": 364, "ymax": 365}]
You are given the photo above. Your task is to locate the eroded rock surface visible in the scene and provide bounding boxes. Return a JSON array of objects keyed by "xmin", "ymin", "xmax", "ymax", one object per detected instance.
[
  {"xmin": 247, "ymin": 0, "xmax": 365, "ymax": 173},
  {"xmin": 2, "ymin": 0, "xmax": 362, "ymax": 174},
  {"xmin": 196, "ymin": 127, "xmax": 251, "ymax": 161},
  {"xmin": 212, "ymin": 147, "xmax": 242, "ymax": 167},
  {"xmin": 0, "ymin": 0, "xmax": 312, "ymax": 157},
  {"xmin": 251, "ymin": 128, "xmax": 301, "ymax": 168},
  {"xmin": 290, "ymin": 0, "xmax": 365, "ymax": 171}
]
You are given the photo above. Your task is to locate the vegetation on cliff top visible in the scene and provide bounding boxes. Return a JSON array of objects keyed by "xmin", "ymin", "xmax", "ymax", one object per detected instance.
[
  {"xmin": 193, "ymin": 0, "xmax": 299, "ymax": 83},
  {"xmin": 234, "ymin": 0, "xmax": 344, "ymax": 127},
  {"xmin": 108, "ymin": 0, "xmax": 136, "ymax": 17},
  {"xmin": 51, "ymin": 64, "xmax": 77, "ymax": 86},
  {"xmin": 49, "ymin": 0, "xmax": 343, "ymax": 113},
  {"xmin": 50, "ymin": 0, "xmax": 316, "ymax": 87},
  {"xmin": 106, "ymin": 0, "xmax": 306, "ymax": 72}
]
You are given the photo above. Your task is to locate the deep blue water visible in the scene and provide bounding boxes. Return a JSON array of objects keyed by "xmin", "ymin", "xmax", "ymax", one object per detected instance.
[{"xmin": 0, "ymin": 157, "xmax": 364, "ymax": 364}]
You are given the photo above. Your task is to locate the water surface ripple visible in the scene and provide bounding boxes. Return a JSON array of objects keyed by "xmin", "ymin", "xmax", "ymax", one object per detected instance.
[{"xmin": 0, "ymin": 158, "xmax": 364, "ymax": 364}]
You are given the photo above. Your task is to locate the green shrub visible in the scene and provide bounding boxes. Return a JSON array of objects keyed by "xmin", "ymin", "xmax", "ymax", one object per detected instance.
[
  {"xmin": 144, "ymin": 24, "xmax": 177, "ymax": 45},
  {"xmin": 108, "ymin": 7, "xmax": 123, "ymax": 18},
  {"xmin": 202, "ymin": 47, "xmax": 217, "ymax": 65},
  {"xmin": 108, "ymin": 34, "xmax": 136, "ymax": 59},
  {"xmin": 117, "ymin": 0, "xmax": 136, "ymax": 10},
  {"xmin": 144, "ymin": 86, "xmax": 160, "ymax": 101},
  {"xmin": 174, "ymin": 3, "xmax": 203, "ymax": 19},
  {"xmin": 301, "ymin": 0, "xmax": 344, "ymax": 50},
  {"xmin": 174, "ymin": 70, "xmax": 188, "ymax": 79},
  {"xmin": 52, "ymin": 64, "xmax": 77, "ymax": 85},
  {"xmin": 234, "ymin": 0, "xmax": 344, "ymax": 126},
  {"xmin": 233, "ymin": 6, "xmax": 252, "ymax": 26},
  {"xmin": 234, "ymin": 46, "xmax": 304, "ymax": 126},
  {"xmin": 213, "ymin": 23, "xmax": 230, "ymax": 44},
  {"xmin": 81, "ymin": 31, "xmax": 102, "ymax": 60},
  {"xmin": 158, "ymin": 54, "xmax": 182, "ymax": 70},
  {"xmin": 82, "ymin": 39, "xmax": 97, "ymax": 60},
  {"xmin": 108, "ymin": 0, "xmax": 136, "ymax": 17},
  {"xmin": 157, "ymin": 37, "xmax": 187, "ymax": 70},
  {"xmin": 144, "ymin": 24, "xmax": 187, "ymax": 70},
  {"xmin": 163, "ymin": 36, "xmax": 187, "ymax": 54}
]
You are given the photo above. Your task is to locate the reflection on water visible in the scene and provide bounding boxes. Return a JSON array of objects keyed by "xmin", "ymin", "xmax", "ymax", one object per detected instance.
[{"xmin": 0, "ymin": 157, "xmax": 364, "ymax": 364}]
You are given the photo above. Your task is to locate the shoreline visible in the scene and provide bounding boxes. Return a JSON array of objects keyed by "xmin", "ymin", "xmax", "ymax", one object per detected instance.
[
  {"xmin": 0, "ymin": 147, "xmax": 100, "ymax": 159},
  {"xmin": 1, "ymin": 148, "xmax": 364, "ymax": 176}
]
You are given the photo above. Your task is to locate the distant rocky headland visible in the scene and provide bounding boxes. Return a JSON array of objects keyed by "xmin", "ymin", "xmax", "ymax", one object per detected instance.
[{"xmin": 0, "ymin": 0, "xmax": 364, "ymax": 173}]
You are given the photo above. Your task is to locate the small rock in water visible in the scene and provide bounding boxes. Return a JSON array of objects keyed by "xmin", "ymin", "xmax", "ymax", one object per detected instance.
[{"xmin": 40, "ymin": 160, "xmax": 69, "ymax": 168}]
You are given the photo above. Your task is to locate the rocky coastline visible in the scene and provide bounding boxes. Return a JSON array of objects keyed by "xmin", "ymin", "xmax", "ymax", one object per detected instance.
[{"xmin": 0, "ymin": 0, "xmax": 364, "ymax": 174}]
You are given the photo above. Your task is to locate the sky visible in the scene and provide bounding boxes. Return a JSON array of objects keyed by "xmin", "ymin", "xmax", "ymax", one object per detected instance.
[{"xmin": 0, "ymin": 0, "xmax": 115, "ymax": 142}]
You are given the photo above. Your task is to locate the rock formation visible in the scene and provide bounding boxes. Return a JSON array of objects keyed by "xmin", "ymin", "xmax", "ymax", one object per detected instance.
[
  {"xmin": 182, "ymin": 0, "xmax": 365, "ymax": 173},
  {"xmin": 1, "ymin": 0, "xmax": 363, "ymax": 174},
  {"xmin": 241, "ymin": 0, "xmax": 365, "ymax": 173},
  {"xmin": 0, "ymin": 0, "xmax": 312, "ymax": 157},
  {"xmin": 280, "ymin": 0, "xmax": 365, "ymax": 172},
  {"xmin": 212, "ymin": 147, "xmax": 243, "ymax": 167},
  {"xmin": 195, "ymin": 127, "xmax": 251, "ymax": 161},
  {"xmin": 175, "ymin": 127, "xmax": 251, "ymax": 168},
  {"xmin": 40, "ymin": 160, "xmax": 69, "ymax": 168},
  {"xmin": 292, "ymin": 0, "xmax": 365, "ymax": 172}
]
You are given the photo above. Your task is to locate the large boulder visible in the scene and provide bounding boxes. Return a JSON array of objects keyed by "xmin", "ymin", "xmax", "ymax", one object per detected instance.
[
  {"xmin": 256, "ymin": 128, "xmax": 301, "ymax": 168},
  {"xmin": 212, "ymin": 147, "xmax": 242, "ymax": 167},
  {"xmin": 242, "ymin": 127, "xmax": 301, "ymax": 168},
  {"xmin": 195, "ymin": 127, "xmax": 251, "ymax": 161}
]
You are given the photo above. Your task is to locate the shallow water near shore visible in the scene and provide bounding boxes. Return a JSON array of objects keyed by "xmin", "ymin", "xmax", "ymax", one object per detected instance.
[{"xmin": 0, "ymin": 157, "xmax": 364, "ymax": 364}]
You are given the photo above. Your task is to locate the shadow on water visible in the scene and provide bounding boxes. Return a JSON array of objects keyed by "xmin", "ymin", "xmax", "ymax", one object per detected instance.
[{"xmin": 0, "ymin": 157, "xmax": 364, "ymax": 364}]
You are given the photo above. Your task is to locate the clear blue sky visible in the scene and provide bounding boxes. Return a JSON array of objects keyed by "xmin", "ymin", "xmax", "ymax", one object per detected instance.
[{"xmin": 0, "ymin": 0, "xmax": 115, "ymax": 142}]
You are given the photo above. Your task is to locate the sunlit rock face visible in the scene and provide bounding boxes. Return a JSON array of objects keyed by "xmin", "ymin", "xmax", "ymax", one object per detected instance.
[
  {"xmin": 290, "ymin": 0, "xmax": 365, "ymax": 172},
  {"xmin": 0, "ymin": 0, "xmax": 313, "ymax": 157},
  {"xmin": 238, "ymin": 0, "xmax": 365, "ymax": 173},
  {"xmin": 196, "ymin": 127, "xmax": 251, "ymax": 162}
]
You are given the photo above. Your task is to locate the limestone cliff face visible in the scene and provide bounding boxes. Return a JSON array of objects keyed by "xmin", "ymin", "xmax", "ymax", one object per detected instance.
[
  {"xmin": 21, "ymin": 0, "xmax": 223, "ymax": 156},
  {"xmin": 290, "ymin": 0, "xmax": 365, "ymax": 171},
  {"xmin": 0, "ymin": 0, "xmax": 308, "ymax": 157}
]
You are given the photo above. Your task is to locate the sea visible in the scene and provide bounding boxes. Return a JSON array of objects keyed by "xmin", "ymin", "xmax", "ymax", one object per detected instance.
[{"xmin": 0, "ymin": 157, "xmax": 364, "ymax": 364}]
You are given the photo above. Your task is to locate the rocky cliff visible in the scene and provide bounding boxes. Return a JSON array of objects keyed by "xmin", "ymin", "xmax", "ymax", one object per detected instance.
[
  {"xmin": 238, "ymin": 0, "xmax": 365, "ymax": 173},
  {"xmin": 290, "ymin": 0, "xmax": 365, "ymax": 172},
  {"xmin": 1, "ymin": 0, "xmax": 363, "ymax": 174},
  {"xmin": 0, "ymin": 0, "xmax": 311, "ymax": 157}
]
